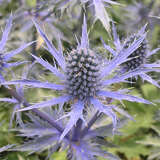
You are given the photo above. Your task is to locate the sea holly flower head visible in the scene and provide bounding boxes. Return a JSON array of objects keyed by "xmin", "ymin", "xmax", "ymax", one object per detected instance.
[
  {"xmin": 122, "ymin": 34, "xmax": 148, "ymax": 72},
  {"xmin": 0, "ymin": 14, "xmax": 34, "ymax": 83},
  {"xmin": 102, "ymin": 23, "xmax": 160, "ymax": 87},
  {"xmin": 65, "ymin": 48, "xmax": 101, "ymax": 100},
  {"xmin": 2, "ymin": 15, "xmax": 154, "ymax": 142}
]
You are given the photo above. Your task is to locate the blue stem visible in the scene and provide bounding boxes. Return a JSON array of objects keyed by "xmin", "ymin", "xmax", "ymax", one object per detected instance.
[
  {"xmin": 72, "ymin": 119, "xmax": 83, "ymax": 141},
  {"xmin": 80, "ymin": 111, "xmax": 100, "ymax": 138}
]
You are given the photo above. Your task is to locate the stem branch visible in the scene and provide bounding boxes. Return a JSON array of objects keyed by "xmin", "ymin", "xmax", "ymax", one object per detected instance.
[
  {"xmin": 6, "ymin": 87, "xmax": 66, "ymax": 137},
  {"xmin": 72, "ymin": 119, "xmax": 83, "ymax": 141},
  {"xmin": 80, "ymin": 111, "xmax": 100, "ymax": 138}
]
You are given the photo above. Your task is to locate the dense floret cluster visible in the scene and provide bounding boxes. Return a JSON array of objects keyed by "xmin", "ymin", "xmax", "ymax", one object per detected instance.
[
  {"xmin": 123, "ymin": 35, "xmax": 147, "ymax": 71},
  {"xmin": 65, "ymin": 49, "xmax": 101, "ymax": 100}
]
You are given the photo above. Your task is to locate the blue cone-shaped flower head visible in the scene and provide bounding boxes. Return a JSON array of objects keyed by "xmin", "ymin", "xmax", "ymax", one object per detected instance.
[
  {"xmin": 122, "ymin": 34, "xmax": 148, "ymax": 71},
  {"xmin": 65, "ymin": 48, "xmax": 101, "ymax": 100},
  {"xmin": 2, "ymin": 15, "xmax": 154, "ymax": 141},
  {"xmin": 0, "ymin": 14, "xmax": 34, "ymax": 83},
  {"xmin": 102, "ymin": 23, "xmax": 160, "ymax": 88}
]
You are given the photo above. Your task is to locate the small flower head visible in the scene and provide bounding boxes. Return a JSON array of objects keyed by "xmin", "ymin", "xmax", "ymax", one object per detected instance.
[
  {"xmin": 102, "ymin": 23, "xmax": 160, "ymax": 87},
  {"xmin": 122, "ymin": 35, "xmax": 148, "ymax": 71}
]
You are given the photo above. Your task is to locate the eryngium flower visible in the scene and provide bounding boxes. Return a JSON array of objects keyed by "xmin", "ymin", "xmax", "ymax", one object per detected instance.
[
  {"xmin": 2, "ymin": 16, "xmax": 153, "ymax": 141},
  {"xmin": 123, "ymin": 35, "xmax": 147, "ymax": 71},
  {"xmin": 9, "ymin": 107, "xmax": 123, "ymax": 160},
  {"xmin": 102, "ymin": 23, "xmax": 160, "ymax": 87},
  {"xmin": 0, "ymin": 14, "xmax": 34, "ymax": 83},
  {"xmin": 65, "ymin": 48, "xmax": 100, "ymax": 100}
]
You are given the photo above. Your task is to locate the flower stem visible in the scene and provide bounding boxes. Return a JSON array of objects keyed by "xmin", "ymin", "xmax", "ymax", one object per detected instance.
[
  {"xmin": 6, "ymin": 87, "xmax": 67, "ymax": 137},
  {"xmin": 72, "ymin": 119, "xmax": 83, "ymax": 142},
  {"xmin": 42, "ymin": 9, "xmax": 55, "ymax": 21},
  {"xmin": 80, "ymin": 111, "xmax": 100, "ymax": 138}
]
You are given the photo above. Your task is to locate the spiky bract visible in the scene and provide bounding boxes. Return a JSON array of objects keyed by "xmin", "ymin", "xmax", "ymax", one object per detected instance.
[
  {"xmin": 0, "ymin": 14, "xmax": 34, "ymax": 82},
  {"xmin": 11, "ymin": 108, "xmax": 121, "ymax": 160}
]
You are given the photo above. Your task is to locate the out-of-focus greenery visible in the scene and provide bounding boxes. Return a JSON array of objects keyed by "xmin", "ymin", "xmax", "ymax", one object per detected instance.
[{"xmin": 0, "ymin": 0, "xmax": 160, "ymax": 160}]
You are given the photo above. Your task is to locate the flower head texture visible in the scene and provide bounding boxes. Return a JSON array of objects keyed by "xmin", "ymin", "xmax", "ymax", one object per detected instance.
[
  {"xmin": 122, "ymin": 34, "xmax": 148, "ymax": 71},
  {"xmin": 0, "ymin": 14, "xmax": 34, "ymax": 83},
  {"xmin": 2, "ymin": 15, "xmax": 155, "ymax": 144},
  {"xmin": 102, "ymin": 23, "xmax": 160, "ymax": 88},
  {"xmin": 65, "ymin": 48, "xmax": 101, "ymax": 100}
]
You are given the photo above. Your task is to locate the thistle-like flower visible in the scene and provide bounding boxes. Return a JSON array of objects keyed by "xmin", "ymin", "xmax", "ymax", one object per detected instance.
[
  {"xmin": 9, "ymin": 107, "xmax": 125, "ymax": 160},
  {"xmin": 122, "ymin": 34, "xmax": 148, "ymax": 71},
  {"xmin": 0, "ymin": 14, "xmax": 34, "ymax": 83},
  {"xmin": 2, "ymin": 15, "xmax": 154, "ymax": 143},
  {"xmin": 102, "ymin": 23, "xmax": 160, "ymax": 87}
]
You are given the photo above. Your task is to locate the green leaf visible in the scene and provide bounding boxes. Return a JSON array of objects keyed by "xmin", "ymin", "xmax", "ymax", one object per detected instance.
[
  {"xmin": 50, "ymin": 151, "xmax": 66, "ymax": 160},
  {"xmin": 26, "ymin": 0, "xmax": 37, "ymax": 7}
]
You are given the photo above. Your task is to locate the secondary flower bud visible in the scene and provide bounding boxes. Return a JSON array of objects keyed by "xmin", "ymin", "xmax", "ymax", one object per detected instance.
[{"xmin": 123, "ymin": 35, "xmax": 147, "ymax": 71}]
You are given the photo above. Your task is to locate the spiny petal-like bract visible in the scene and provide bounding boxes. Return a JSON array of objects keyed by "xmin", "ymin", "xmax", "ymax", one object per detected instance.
[{"xmin": 123, "ymin": 35, "xmax": 147, "ymax": 71}]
